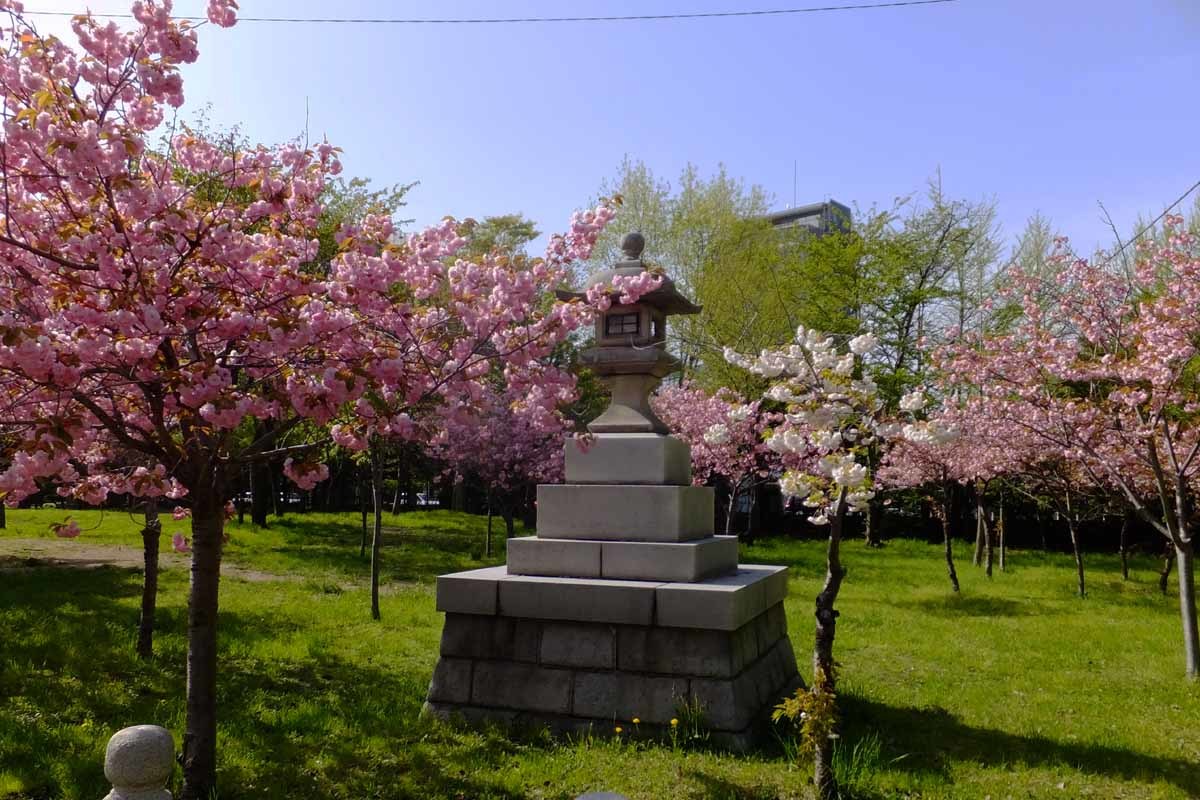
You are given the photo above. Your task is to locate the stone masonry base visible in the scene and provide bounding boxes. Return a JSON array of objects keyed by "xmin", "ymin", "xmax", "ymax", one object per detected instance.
[{"xmin": 422, "ymin": 601, "xmax": 803, "ymax": 750}]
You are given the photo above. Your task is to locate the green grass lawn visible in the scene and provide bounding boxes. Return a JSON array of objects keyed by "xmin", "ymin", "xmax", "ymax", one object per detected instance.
[{"xmin": 1, "ymin": 508, "xmax": 1197, "ymax": 799}]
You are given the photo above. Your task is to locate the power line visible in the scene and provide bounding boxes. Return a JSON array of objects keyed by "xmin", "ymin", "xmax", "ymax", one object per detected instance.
[
  {"xmin": 21, "ymin": 0, "xmax": 957, "ymax": 25},
  {"xmin": 1099, "ymin": 177, "xmax": 1200, "ymax": 269}
]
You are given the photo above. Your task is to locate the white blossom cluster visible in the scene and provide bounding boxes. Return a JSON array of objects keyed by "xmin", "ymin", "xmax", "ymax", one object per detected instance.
[
  {"xmin": 901, "ymin": 419, "xmax": 960, "ymax": 446},
  {"xmin": 703, "ymin": 423, "xmax": 731, "ymax": 445},
  {"xmin": 727, "ymin": 326, "xmax": 896, "ymax": 527},
  {"xmin": 899, "ymin": 389, "xmax": 928, "ymax": 413},
  {"xmin": 726, "ymin": 404, "xmax": 754, "ymax": 423}
]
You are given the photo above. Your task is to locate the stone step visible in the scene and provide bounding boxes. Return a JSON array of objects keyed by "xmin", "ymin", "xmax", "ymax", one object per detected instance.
[
  {"xmin": 536, "ymin": 484, "xmax": 714, "ymax": 542},
  {"xmin": 507, "ymin": 535, "xmax": 739, "ymax": 583},
  {"xmin": 435, "ymin": 563, "xmax": 789, "ymax": 631},
  {"xmin": 564, "ymin": 433, "xmax": 691, "ymax": 485}
]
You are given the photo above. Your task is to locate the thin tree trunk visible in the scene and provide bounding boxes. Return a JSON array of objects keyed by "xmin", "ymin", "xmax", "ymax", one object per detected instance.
[
  {"xmin": 725, "ymin": 489, "xmax": 737, "ymax": 536},
  {"xmin": 250, "ymin": 460, "xmax": 269, "ymax": 527},
  {"xmin": 0, "ymin": 501, "xmax": 6, "ymax": 529},
  {"xmin": 180, "ymin": 490, "xmax": 225, "ymax": 800},
  {"xmin": 269, "ymin": 469, "xmax": 282, "ymax": 517},
  {"xmin": 941, "ymin": 490, "xmax": 960, "ymax": 592},
  {"xmin": 1160, "ymin": 542, "xmax": 1175, "ymax": 595},
  {"xmin": 485, "ymin": 488, "xmax": 494, "ymax": 558},
  {"xmin": 1118, "ymin": 513, "xmax": 1130, "ymax": 581},
  {"xmin": 745, "ymin": 489, "xmax": 758, "ymax": 544},
  {"xmin": 136, "ymin": 500, "xmax": 162, "ymax": 660},
  {"xmin": 1037, "ymin": 507, "xmax": 1048, "ymax": 551},
  {"xmin": 370, "ymin": 447, "xmax": 383, "ymax": 621},
  {"xmin": 863, "ymin": 495, "xmax": 883, "ymax": 547},
  {"xmin": 321, "ymin": 463, "xmax": 336, "ymax": 512},
  {"xmin": 973, "ymin": 482, "xmax": 986, "ymax": 567},
  {"xmin": 451, "ymin": 476, "xmax": 466, "ymax": 512},
  {"xmin": 391, "ymin": 461, "xmax": 403, "ymax": 515},
  {"xmin": 1174, "ymin": 541, "xmax": 1199, "ymax": 679},
  {"xmin": 984, "ymin": 513, "xmax": 994, "ymax": 579},
  {"xmin": 812, "ymin": 494, "xmax": 847, "ymax": 800},
  {"xmin": 502, "ymin": 504, "xmax": 515, "ymax": 540},
  {"xmin": 997, "ymin": 494, "xmax": 1006, "ymax": 572},
  {"xmin": 1066, "ymin": 517, "xmax": 1086, "ymax": 598},
  {"xmin": 359, "ymin": 469, "xmax": 369, "ymax": 559}
]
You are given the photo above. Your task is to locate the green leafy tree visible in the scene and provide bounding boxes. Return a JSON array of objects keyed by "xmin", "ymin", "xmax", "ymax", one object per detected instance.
[{"xmin": 459, "ymin": 213, "xmax": 540, "ymax": 260}]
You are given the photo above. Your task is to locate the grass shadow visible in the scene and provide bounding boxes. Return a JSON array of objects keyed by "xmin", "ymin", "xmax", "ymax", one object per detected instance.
[
  {"xmin": 902, "ymin": 594, "xmax": 1036, "ymax": 618},
  {"xmin": 683, "ymin": 770, "xmax": 799, "ymax": 800},
  {"xmin": 238, "ymin": 511, "xmax": 514, "ymax": 584},
  {"xmin": 0, "ymin": 564, "xmax": 531, "ymax": 799},
  {"xmin": 839, "ymin": 694, "xmax": 1200, "ymax": 796}
]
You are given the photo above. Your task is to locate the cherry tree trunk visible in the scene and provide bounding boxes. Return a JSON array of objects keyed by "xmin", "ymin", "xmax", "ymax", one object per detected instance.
[
  {"xmin": 502, "ymin": 506, "xmax": 515, "ymax": 540},
  {"xmin": 249, "ymin": 460, "xmax": 270, "ymax": 527},
  {"xmin": 941, "ymin": 495, "xmax": 960, "ymax": 593},
  {"xmin": 1066, "ymin": 518, "xmax": 1086, "ymax": 598},
  {"xmin": 863, "ymin": 496, "xmax": 883, "ymax": 547},
  {"xmin": 1160, "ymin": 543, "xmax": 1175, "ymax": 595},
  {"xmin": 391, "ymin": 463, "xmax": 403, "ymax": 515},
  {"xmin": 485, "ymin": 489, "xmax": 494, "ymax": 558},
  {"xmin": 972, "ymin": 489, "xmax": 985, "ymax": 567},
  {"xmin": 370, "ymin": 449, "xmax": 384, "ymax": 621},
  {"xmin": 1118, "ymin": 514, "xmax": 1130, "ymax": 581},
  {"xmin": 359, "ymin": 471, "xmax": 369, "ymax": 559},
  {"xmin": 997, "ymin": 496, "xmax": 1006, "ymax": 572},
  {"xmin": 180, "ymin": 491, "xmax": 225, "ymax": 800},
  {"xmin": 725, "ymin": 491, "xmax": 737, "ymax": 536},
  {"xmin": 0, "ymin": 502, "xmax": 6, "ymax": 529},
  {"xmin": 745, "ymin": 489, "xmax": 759, "ymax": 543},
  {"xmin": 1176, "ymin": 542, "xmax": 1199, "ymax": 679},
  {"xmin": 270, "ymin": 470, "xmax": 283, "ymax": 517},
  {"xmin": 984, "ymin": 514, "xmax": 994, "ymax": 579},
  {"xmin": 136, "ymin": 500, "xmax": 162, "ymax": 660},
  {"xmin": 812, "ymin": 498, "xmax": 847, "ymax": 800}
]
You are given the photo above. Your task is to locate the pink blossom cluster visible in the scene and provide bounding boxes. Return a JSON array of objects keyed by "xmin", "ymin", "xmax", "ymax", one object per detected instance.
[
  {"xmin": 653, "ymin": 382, "xmax": 782, "ymax": 494},
  {"xmin": 0, "ymin": 2, "xmax": 617, "ymax": 517},
  {"xmin": 427, "ymin": 375, "xmax": 574, "ymax": 498}
]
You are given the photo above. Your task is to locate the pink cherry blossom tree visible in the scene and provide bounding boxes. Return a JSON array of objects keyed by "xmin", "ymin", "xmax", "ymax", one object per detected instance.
[
  {"xmin": 939, "ymin": 218, "xmax": 1200, "ymax": 678},
  {"xmin": 0, "ymin": 3, "xmax": 615, "ymax": 793},
  {"xmin": 430, "ymin": 372, "xmax": 573, "ymax": 554},
  {"xmin": 877, "ymin": 408, "xmax": 967, "ymax": 592}
]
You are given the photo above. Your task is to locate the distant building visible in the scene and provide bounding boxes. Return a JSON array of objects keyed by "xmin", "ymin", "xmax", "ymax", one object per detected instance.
[{"xmin": 765, "ymin": 200, "xmax": 852, "ymax": 234}]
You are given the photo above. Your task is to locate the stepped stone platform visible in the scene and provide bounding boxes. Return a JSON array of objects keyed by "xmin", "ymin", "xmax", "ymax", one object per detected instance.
[
  {"xmin": 423, "ymin": 467, "xmax": 802, "ymax": 746},
  {"xmin": 423, "ymin": 233, "xmax": 802, "ymax": 747}
]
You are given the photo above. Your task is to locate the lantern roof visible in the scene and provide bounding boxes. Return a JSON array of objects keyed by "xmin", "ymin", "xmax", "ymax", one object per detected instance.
[{"xmin": 555, "ymin": 232, "xmax": 702, "ymax": 316}]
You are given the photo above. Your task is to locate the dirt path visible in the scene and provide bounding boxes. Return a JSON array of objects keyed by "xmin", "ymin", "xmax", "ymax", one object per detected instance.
[{"xmin": 0, "ymin": 537, "xmax": 292, "ymax": 583}]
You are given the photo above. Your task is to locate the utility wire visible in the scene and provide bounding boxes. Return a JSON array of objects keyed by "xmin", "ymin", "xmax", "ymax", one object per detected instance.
[
  {"xmin": 22, "ymin": 0, "xmax": 957, "ymax": 25},
  {"xmin": 1097, "ymin": 177, "xmax": 1200, "ymax": 269}
]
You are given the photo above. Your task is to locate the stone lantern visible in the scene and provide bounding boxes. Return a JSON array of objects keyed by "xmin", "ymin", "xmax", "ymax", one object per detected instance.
[
  {"xmin": 424, "ymin": 233, "xmax": 800, "ymax": 748},
  {"xmin": 557, "ymin": 231, "xmax": 700, "ymax": 435}
]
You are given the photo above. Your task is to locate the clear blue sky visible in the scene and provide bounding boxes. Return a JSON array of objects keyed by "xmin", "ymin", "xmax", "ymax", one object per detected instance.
[{"xmin": 29, "ymin": 0, "xmax": 1200, "ymax": 256}]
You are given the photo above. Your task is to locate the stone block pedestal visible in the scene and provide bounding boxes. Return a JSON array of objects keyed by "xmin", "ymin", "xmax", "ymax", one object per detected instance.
[
  {"xmin": 424, "ymin": 599, "xmax": 800, "ymax": 749},
  {"xmin": 425, "ymin": 560, "xmax": 802, "ymax": 747}
]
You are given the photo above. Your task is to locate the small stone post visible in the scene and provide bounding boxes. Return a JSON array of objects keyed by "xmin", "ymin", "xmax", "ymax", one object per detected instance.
[{"xmin": 101, "ymin": 725, "xmax": 174, "ymax": 800}]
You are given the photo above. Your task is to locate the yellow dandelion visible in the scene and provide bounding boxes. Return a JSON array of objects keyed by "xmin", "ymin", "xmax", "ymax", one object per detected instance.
[
  {"xmin": 632, "ymin": 717, "xmax": 640, "ymax": 724},
  {"xmin": 614, "ymin": 726, "xmax": 623, "ymax": 734},
  {"xmin": 670, "ymin": 718, "xmax": 679, "ymax": 727}
]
